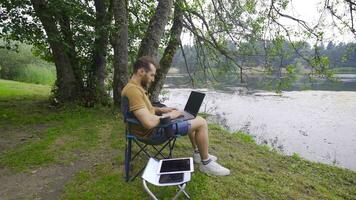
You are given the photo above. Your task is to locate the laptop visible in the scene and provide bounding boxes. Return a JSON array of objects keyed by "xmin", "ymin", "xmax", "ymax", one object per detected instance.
[{"xmin": 172, "ymin": 91, "xmax": 206, "ymax": 122}]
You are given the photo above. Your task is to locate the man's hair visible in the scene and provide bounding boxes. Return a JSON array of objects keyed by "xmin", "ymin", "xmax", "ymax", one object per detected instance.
[{"xmin": 133, "ymin": 56, "xmax": 159, "ymax": 73}]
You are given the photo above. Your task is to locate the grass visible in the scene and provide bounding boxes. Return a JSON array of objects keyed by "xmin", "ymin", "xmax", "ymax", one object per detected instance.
[
  {"xmin": 0, "ymin": 79, "xmax": 355, "ymax": 199},
  {"xmin": 14, "ymin": 63, "xmax": 56, "ymax": 85},
  {"xmin": 0, "ymin": 79, "xmax": 51, "ymax": 100}
]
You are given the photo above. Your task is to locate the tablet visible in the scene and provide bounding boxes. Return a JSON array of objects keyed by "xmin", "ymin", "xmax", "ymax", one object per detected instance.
[
  {"xmin": 157, "ymin": 157, "xmax": 194, "ymax": 174},
  {"xmin": 159, "ymin": 173, "xmax": 184, "ymax": 184}
]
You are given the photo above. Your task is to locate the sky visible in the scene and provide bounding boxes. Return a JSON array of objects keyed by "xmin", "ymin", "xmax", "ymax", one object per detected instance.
[
  {"xmin": 181, "ymin": 0, "xmax": 355, "ymax": 45},
  {"xmin": 283, "ymin": 0, "xmax": 354, "ymax": 43}
]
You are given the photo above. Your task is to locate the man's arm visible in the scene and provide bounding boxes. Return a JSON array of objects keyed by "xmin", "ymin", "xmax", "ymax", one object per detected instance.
[
  {"xmin": 133, "ymin": 108, "xmax": 160, "ymax": 129},
  {"xmin": 133, "ymin": 108, "xmax": 183, "ymax": 129}
]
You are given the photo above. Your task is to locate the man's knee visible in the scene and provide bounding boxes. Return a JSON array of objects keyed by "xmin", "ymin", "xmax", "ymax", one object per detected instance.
[{"xmin": 194, "ymin": 116, "xmax": 208, "ymax": 128}]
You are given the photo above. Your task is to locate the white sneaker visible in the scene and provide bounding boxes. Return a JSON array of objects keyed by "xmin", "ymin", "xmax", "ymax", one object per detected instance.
[
  {"xmin": 199, "ymin": 160, "xmax": 230, "ymax": 176},
  {"xmin": 193, "ymin": 152, "xmax": 217, "ymax": 164}
]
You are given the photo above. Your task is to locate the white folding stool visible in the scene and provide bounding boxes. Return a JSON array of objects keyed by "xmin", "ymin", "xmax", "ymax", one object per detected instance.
[{"xmin": 142, "ymin": 158, "xmax": 191, "ymax": 200}]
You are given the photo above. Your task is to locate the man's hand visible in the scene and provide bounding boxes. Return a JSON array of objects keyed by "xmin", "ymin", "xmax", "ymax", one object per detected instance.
[
  {"xmin": 165, "ymin": 110, "xmax": 184, "ymax": 119},
  {"xmin": 158, "ymin": 107, "xmax": 177, "ymax": 114}
]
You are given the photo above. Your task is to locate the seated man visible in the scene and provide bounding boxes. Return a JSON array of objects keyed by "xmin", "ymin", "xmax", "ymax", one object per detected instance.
[{"xmin": 121, "ymin": 56, "xmax": 230, "ymax": 176}]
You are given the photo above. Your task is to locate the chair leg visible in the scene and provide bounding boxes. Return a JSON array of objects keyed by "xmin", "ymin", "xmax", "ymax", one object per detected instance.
[
  {"xmin": 173, "ymin": 183, "xmax": 188, "ymax": 200},
  {"xmin": 126, "ymin": 137, "xmax": 178, "ymax": 182},
  {"xmin": 129, "ymin": 139, "xmax": 173, "ymax": 182},
  {"xmin": 168, "ymin": 138, "xmax": 176, "ymax": 158},
  {"xmin": 125, "ymin": 137, "xmax": 132, "ymax": 182},
  {"xmin": 143, "ymin": 180, "xmax": 159, "ymax": 200}
]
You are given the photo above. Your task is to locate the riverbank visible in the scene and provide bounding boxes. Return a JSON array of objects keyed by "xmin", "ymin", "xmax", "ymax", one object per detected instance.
[{"xmin": 0, "ymin": 79, "xmax": 355, "ymax": 199}]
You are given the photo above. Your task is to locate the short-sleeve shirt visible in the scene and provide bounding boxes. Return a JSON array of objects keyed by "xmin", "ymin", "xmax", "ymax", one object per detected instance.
[{"xmin": 121, "ymin": 80, "xmax": 156, "ymax": 137}]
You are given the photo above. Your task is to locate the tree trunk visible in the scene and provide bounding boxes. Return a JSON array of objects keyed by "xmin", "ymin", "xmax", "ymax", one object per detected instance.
[
  {"xmin": 57, "ymin": 12, "xmax": 81, "ymax": 81},
  {"xmin": 149, "ymin": 1, "xmax": 183, "ymax": 102},
  {"xmin": 112, "ymin": 0, "xmax": 129, "ymax": 107},
  {"xmin": 137, "ymin": 0, "xmax": 174, "ymax": 59},
  {"xmin": 87, "ymin": 0, "xmax": 112, "ymax": 106},
  {"xmin": 31, "ymin": 0, "xmax": 81, "ymax": 103}
]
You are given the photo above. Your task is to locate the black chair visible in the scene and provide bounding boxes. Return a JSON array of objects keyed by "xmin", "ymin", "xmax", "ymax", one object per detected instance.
[{"xmin": 121, "ymin": 96, "xmax": 181, "ymax": 182}]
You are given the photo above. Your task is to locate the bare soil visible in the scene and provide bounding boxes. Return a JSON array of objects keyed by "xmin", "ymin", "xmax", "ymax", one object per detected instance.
[{"xmin": 0, "ymin": 124, "xmax": 118, "ymax": 200}]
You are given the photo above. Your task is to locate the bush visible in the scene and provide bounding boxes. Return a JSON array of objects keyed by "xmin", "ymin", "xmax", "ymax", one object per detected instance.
[
  {"xmin": 0, "ymin": 42, "xmax": 56, "ymax": 85},
  {"xmin": 13, "ymin": 63, "xmax": 56, "ymax": 85}
]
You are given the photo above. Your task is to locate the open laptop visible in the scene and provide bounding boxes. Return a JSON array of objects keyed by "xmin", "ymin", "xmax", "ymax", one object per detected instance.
[{"xmin": 172, "ymin": 91, "xmax": 205, "ymax": 122}]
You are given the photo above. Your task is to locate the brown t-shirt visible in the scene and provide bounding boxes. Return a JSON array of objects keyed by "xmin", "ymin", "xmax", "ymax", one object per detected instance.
[{"xmin": 121, "ymin": 80, "xmax": 156, "ymax": 137}]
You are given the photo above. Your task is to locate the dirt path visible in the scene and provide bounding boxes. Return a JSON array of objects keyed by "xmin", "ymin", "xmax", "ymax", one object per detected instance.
[
  {"xmin": 0, "ymin": 120, "xmax": 119, "ymax": 200},
  {"xmin": 0, "ymin": 147, "xmax": 118, "ymax": 200}
]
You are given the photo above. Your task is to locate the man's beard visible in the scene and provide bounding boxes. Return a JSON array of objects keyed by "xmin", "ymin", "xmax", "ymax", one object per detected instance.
[{"xmin": 141, "ymin": 76, "xmax": 150, "ymax": 89}]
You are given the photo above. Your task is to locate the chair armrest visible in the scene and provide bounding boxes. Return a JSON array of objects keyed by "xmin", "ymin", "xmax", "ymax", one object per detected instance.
[{"xmin": 126, "ymin": 118, "xmax": 141, "ymax": 125}]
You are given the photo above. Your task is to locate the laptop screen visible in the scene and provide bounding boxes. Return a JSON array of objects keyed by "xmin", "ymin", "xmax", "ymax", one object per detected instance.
[{"xmin": 184, "ymin": 91, "xmax": 206, "ymax": 117}]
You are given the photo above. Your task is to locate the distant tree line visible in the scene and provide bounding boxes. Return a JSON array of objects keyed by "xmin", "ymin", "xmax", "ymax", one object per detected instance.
[{"xmin": 172, "ymin": 41, "xmax": 356, "ymax": 75}]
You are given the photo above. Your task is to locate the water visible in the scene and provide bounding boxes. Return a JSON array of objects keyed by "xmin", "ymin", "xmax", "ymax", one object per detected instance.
[
  {"xmin": 161, "ymin": 89, "xmax": 356, "ymax": 171},
  {"xmin": 165, "ymin": 73, "xmax": 356, "ymax": 92}
]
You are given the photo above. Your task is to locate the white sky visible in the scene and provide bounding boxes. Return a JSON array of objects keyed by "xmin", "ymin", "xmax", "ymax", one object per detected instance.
[
  {"xmin": 282, "ymin": 0, "xmax": 354, "ymax": 43},
  {"xmin": 181, "ymin": 0, "xmax": 355, "ymax": 45}
]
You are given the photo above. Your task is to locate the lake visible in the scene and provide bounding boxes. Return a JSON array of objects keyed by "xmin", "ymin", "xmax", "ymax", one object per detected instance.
[
  {"xmin": 165, "ymin": 73, "xmax": 356, "ymax": 92},
  {"xmin": 162, "ymin": 89, "xmax": 356, "ymax": 171}
]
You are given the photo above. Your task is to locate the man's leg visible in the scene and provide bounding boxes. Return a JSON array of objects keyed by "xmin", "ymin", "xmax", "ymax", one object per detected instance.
[
  {"xmin": 187, "ymin": 116, "xmax": 230, "ymax": 176},
  {"xmin": 188, "ymin": 116, "xmax": 209, "ymax": 160}
]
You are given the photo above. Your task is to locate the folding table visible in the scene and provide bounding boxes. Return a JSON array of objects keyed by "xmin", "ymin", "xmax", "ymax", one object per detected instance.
[{"xmin": 141, "ymin": 158, "xmax": 191, "ymax": 200}]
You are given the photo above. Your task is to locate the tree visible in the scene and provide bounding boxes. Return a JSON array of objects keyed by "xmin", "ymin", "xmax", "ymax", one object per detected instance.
[
  {"xmin": 2, "ymin": 0, "xmax": 354, "ymax": 107},
  {"xmin": 149, "ymin": 0, "xmax": 184, "ymax": 102},
  {"xmin": 112, "ymin": 0, "xmax": 128, "ymax": 107},
  {"xmin": 1, "ymin": 0, "xmax": 113, "ymax": 105}
]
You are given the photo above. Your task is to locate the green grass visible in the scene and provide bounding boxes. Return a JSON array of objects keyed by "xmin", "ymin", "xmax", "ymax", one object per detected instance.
[
  {"xmin": 13, "ymin": 63, "xmax": 56, "ymax": 85},
  {"xmin": 0, "ymin": 79, "xmax": 51, "ymax": 100},
  {"xmin": 1, "ymin": 79, "xmax": 355, "ymax": 199},
  {"xmin": 0, "ymin": 79, "xmax": 117, "ymax": 170}
]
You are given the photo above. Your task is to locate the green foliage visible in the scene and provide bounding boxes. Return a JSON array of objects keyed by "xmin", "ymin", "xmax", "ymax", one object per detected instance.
[
  {"xmin": 277, "ymin": 0, "xmax": 290, "ymax": 9},
  {"xmin": 197, "ymin": 112, "xmax": 210, "ymax": 119},
  {"xmin": 13, "ymin": 63, "xmax": 56, "ymax": 85},
  {"xmin": 208, "ymin": 123, "xmax": 226, "ymax": 131},
  {"xmin": 233, "ymin": 131, "xmax": 256, "ymax": 143},
  {"xmin": 244, "ymin": 0, "xmax": 256, "ymax": 14},
  {"xmin": 291, "ymin": 153, "xmax": 302, "ymax": 161},
  {"xmin": 128, "ymin": 0, "xmax": 157, "ymax": 62},
  {"xmin": 0, "ymin": 42, "xmax": 56, "ymax": 85}
]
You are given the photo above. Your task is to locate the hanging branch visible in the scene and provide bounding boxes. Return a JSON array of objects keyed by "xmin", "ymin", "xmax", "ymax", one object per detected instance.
[
  {"xmin": 194, "ymin": 38, "xmax": 218, "ymax": 82},
  {"xmin": 326, "ymin": 0, "xmax": 356, "ymax": 37},
  {"xmin": 180, "ymin": 42, "xmax": 195, "ymax": 87}
]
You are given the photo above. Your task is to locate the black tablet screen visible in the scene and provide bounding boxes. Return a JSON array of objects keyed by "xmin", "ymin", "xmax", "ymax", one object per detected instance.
[
  {"xmin": 159, "ymin": 173, "xmax": 184, "ymax": 184},
  {"xmin": 160, "ymin": 159, "xmax": 190, "ymax": 173}
]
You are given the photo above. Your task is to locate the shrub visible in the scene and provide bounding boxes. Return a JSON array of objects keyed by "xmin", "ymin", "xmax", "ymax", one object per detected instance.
[
  {"xmin": 0, "ymin": 42, "xmax": 56, "ymax": 85},
  {"xmin": 13, "ymin": 63, "xmax": 56, "ymax": 85}
]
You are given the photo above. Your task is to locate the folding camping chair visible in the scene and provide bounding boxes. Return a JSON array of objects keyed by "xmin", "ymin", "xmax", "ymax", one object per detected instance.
[{"xmin": 121, "ymin": 96, "xmax": 181, "ymax": 182}]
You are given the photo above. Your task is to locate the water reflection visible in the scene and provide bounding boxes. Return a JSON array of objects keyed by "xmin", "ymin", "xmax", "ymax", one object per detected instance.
[{"xmin": 165, "ymin": 73, "xmax": 356, "ymax": 92}]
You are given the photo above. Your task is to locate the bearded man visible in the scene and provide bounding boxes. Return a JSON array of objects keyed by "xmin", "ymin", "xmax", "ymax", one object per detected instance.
[{"xmin": 121, "ymin": 56, "xmax": 230, "ymax": 176}]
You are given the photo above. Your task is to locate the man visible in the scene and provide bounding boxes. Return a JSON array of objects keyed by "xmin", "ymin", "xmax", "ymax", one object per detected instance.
[{"xmin": 121, "ymin": 56, "xmax": 230, "ymax": 176}]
